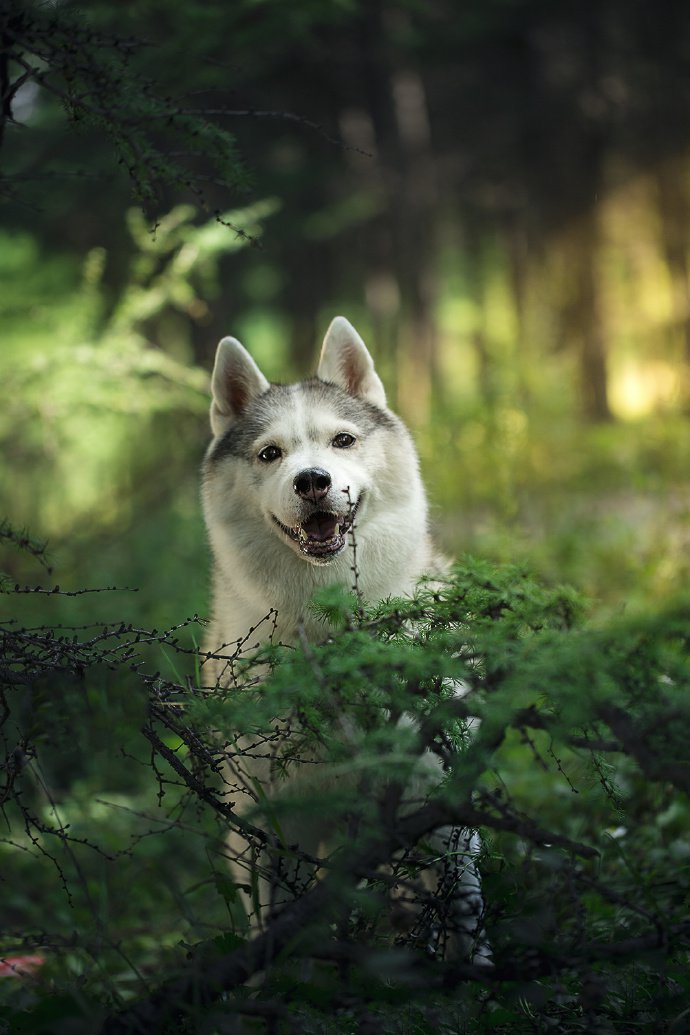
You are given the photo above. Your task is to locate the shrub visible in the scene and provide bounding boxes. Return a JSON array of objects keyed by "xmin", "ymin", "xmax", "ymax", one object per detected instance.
[{"xmin": 2, "ymin": 528, "xmax": 689, "ymax": 1033}]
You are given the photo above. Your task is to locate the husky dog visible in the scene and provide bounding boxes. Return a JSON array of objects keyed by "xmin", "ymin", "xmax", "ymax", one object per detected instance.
[
  {"xmin": 202, "ymin": 316, "xmax": 433, "ymax": 654},
  {"xmin": 201, "ymin": 316, "xmax": 489, "ymax": 960}
]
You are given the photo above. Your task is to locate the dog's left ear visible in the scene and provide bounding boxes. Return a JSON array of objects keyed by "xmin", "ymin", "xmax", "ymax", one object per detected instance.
[{"xmin": 317, "ymin": 317, "xmax": 386, "ymax": 408}]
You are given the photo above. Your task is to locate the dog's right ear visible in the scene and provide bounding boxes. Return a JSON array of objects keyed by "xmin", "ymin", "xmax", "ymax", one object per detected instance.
[{"xmin": 209, "ymin": 337, "xmax": 270, "ymax": 437}]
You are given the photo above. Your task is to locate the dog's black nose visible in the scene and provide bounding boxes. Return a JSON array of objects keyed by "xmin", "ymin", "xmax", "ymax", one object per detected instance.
[{"xmin": 294, "ymin": 468, "xmax": 331, "ymax": 502}]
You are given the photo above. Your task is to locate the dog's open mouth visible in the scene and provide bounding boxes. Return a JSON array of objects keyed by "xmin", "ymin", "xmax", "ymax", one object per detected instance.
[{"xmin": 273, "ymin": 498, "xmax": 360, "ymax": 559}]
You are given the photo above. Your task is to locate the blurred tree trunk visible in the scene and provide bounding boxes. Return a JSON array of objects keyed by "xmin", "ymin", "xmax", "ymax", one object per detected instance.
[
  {"xmin": 336, "ymin": 83, "xmax": 401, "ymax": 402},
  {"xmin": 0, "ymin": 22, "xmax": 12, "ymax": 152},
  {"xmin": 388, "ymin": 60, "xmax": 439, "ymax": 421},
  {"xmin": 286, "ymin": 240, "xmax": 328, "ymax": 374},
  {"xmin": 655, "ymin": 156, "xmax": 690, "ymax": 410},
  {"xmin": 355, "ymin": 1, "xmax": 440, "ymax": 423},
  {"xmin": 464, "ymin": 217, "xmax": 497, "ymax": 416},
  {"xmin": 504, "ymin": 209, "xmax": 534, "ymax": 412},
  {"xmin": 557, "ymin": 209, "xmax": 611, "ymax": 422},
  {"xmin": 577, "ymin": 216, "xmax": 611, "ymax": 423},
  {"xmin": 551, "ymin": 4, "xmax": 612, "ymax": 423}
]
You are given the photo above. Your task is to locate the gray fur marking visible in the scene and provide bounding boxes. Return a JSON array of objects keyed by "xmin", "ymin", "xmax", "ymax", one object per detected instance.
[{"xmin": 205, "ymin": 378, "xmax": 396, "ymax": 466}]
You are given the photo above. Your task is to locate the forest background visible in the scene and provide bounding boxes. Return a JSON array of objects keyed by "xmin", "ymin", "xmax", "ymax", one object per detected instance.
[
  {"xmin": 1, "ymin": 0, "xmax": 690, "ymax": 1031},
  {"xmin": 3, "ymin": 0, "xmax": 690, "ymax": 622}
]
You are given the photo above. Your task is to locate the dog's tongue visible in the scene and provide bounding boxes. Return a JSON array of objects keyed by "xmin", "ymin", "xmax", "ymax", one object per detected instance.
[{"xmin": 302, "ymin": 511, "xmax": 339, "ymax": 542}]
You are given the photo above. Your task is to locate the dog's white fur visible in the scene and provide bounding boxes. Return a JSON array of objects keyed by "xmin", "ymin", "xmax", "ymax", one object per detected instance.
[{"xmin": 201, "ymin": 317, "xmax": 489, "ymax": 959}]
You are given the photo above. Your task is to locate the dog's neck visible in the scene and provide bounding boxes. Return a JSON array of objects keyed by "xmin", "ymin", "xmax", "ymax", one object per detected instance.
[{"xmin": 206, "ymin": 505, "xmax": 434, "ymax": 657}]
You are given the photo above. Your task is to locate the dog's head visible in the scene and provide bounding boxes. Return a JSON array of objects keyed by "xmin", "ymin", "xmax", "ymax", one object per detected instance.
[{"xmin": 203, "ymin": 317, "xmax": 402, "ymax": 566}]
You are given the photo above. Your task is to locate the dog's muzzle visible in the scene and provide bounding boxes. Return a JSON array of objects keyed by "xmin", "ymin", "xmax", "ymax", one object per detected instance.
[{"xmin": 272, "ymin": 495, "xmax": 361, "ymax": 560}]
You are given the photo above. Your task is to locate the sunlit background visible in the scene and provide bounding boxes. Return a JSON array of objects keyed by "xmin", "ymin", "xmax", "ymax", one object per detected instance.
[{"xmin": 3, "ymin": 0, "xmax": 690, "ymax": 630}]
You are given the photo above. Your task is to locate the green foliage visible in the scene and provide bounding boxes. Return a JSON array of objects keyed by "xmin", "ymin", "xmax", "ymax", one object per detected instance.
[
  {"xmin": 2, "ymin": 529, "xmax": 689, "ymax": 1032},
  {"xmin": 0, "ymin": 200, "xmax": 276, "ymax": 550},
  {"xmin": 421, "ymin": 412, "xmax": 690, "ymax": 612},
  {"xmin": 1, "ymin": 0, "xmax": 249, "ymax": 219}
]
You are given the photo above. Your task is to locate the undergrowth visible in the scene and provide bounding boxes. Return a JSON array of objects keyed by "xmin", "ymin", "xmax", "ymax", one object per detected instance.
[{"xmin": 1, "ymin": 527, "xmax": 689, "ymax": 1033}]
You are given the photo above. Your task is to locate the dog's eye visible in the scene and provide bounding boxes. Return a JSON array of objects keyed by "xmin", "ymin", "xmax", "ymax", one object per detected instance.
[
  {"xmin": 332, "ymin": 433, "xmax": 356, "ymax": 449},
  {"xmin": 258, "ymin": 445, "xmax": 282, "ymax": 463}
]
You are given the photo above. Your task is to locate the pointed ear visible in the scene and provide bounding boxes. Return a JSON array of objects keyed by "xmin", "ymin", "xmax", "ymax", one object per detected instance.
[
  {"xmin": 209, "ymin": 336, "xmax": 270, "ymax": 438},
  {"xmin": 316, "ymin": 317, "xmax": 386, "ymax": 408}
]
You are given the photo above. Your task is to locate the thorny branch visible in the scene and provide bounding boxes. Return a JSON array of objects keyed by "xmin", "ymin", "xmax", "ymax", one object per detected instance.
[{"xmin": 0, "ymin": 2, "xmax": 367, "ymax": 219}]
